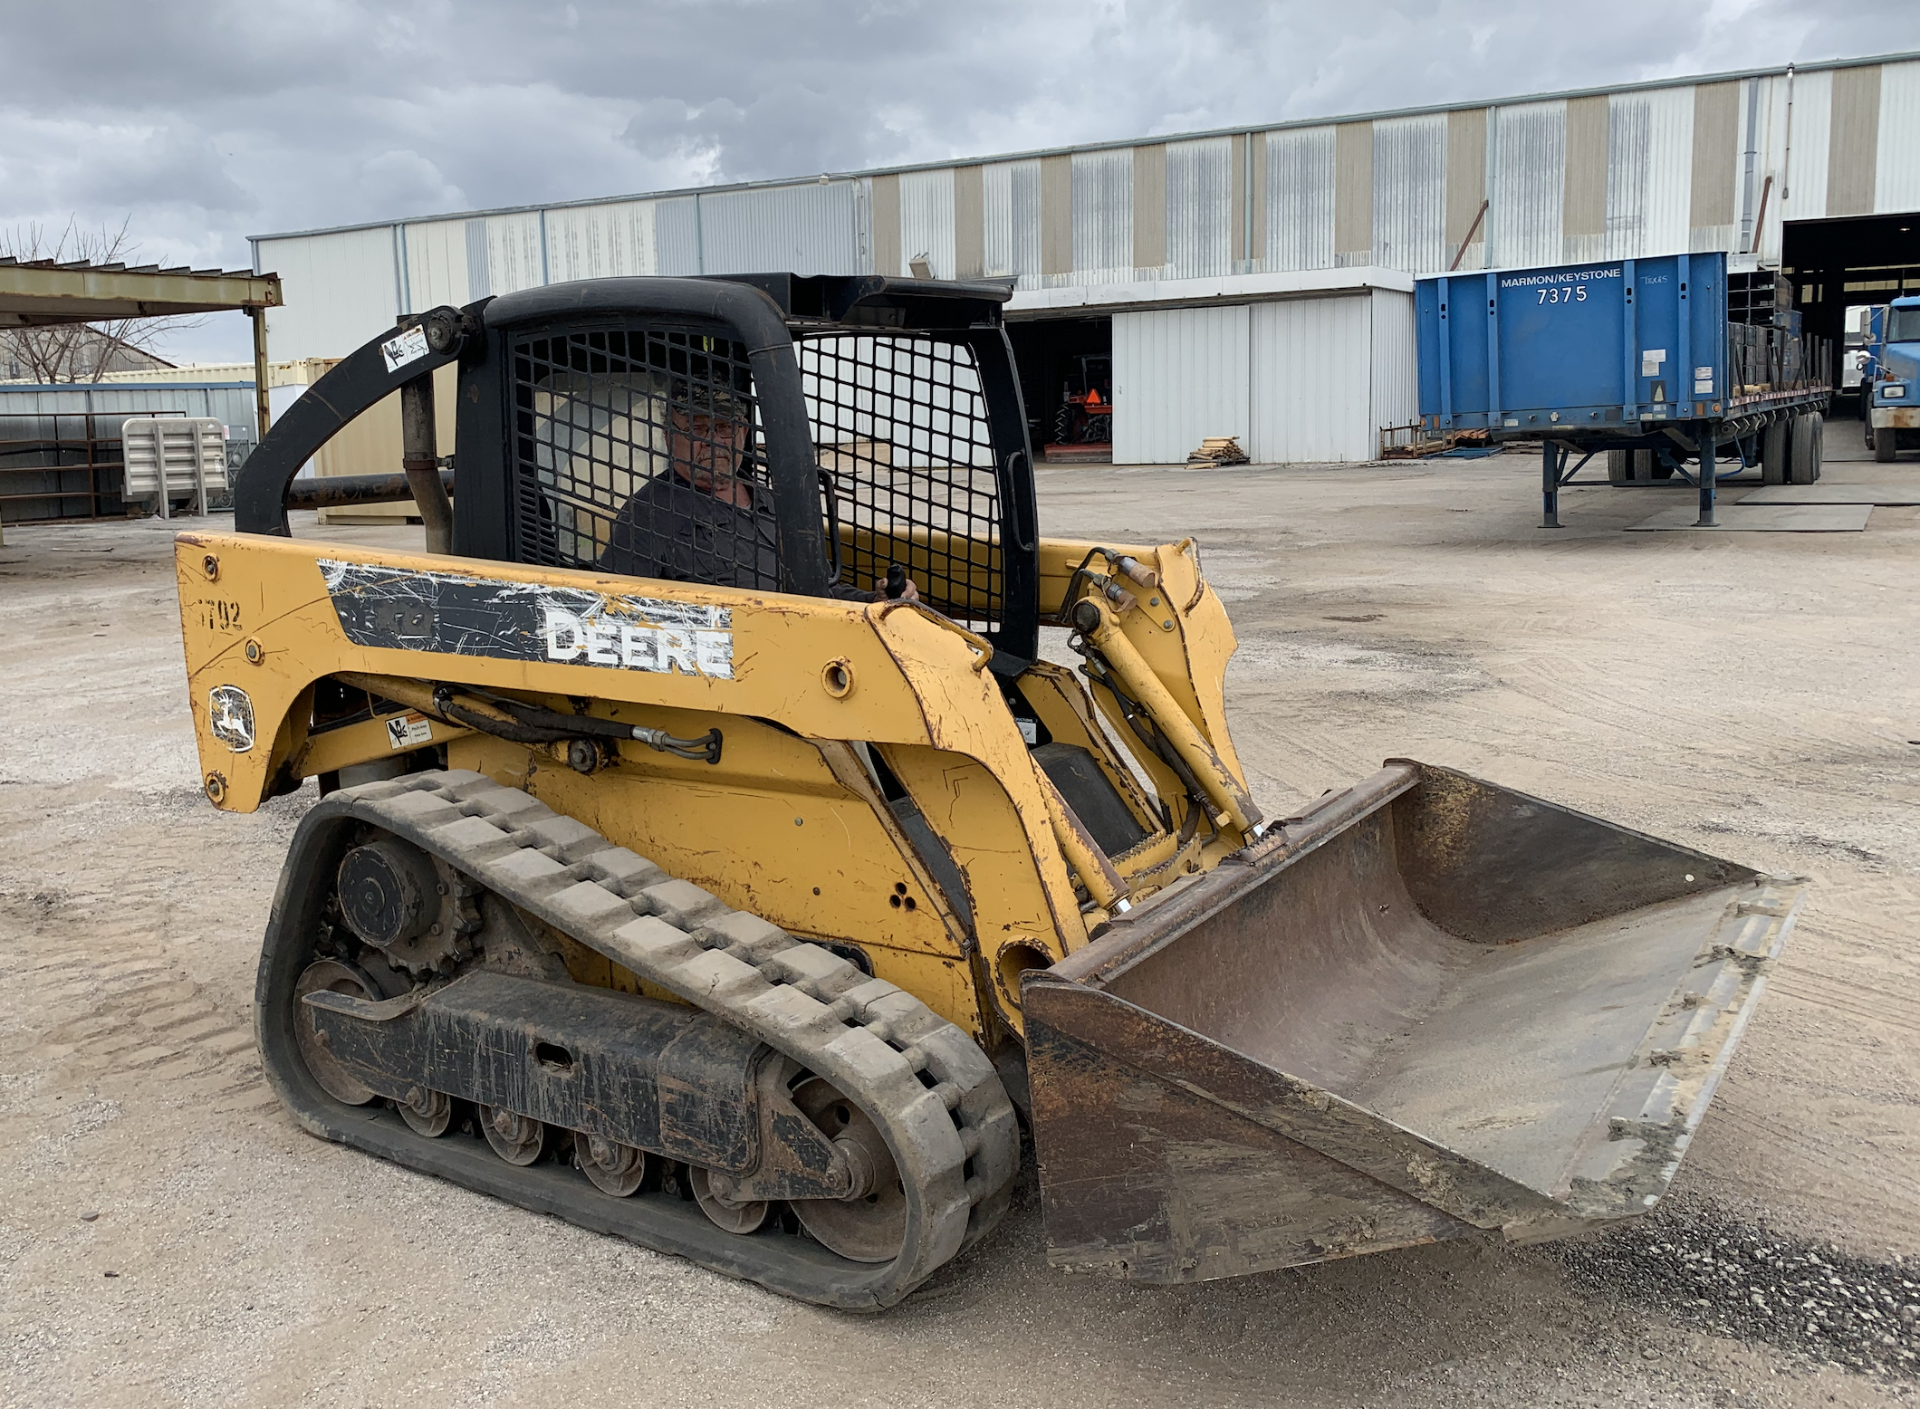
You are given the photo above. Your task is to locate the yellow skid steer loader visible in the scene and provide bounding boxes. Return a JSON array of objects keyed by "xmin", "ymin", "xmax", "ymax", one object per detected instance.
[{"xmin": 176, "ymin": 275, "xmax": 1800, "ymax": 1309}]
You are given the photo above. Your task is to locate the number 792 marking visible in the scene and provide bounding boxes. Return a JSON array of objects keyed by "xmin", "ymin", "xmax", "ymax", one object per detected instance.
[{"xmin": 1538, "ymin": 285, "xmax": 1587, "ymax": 304}]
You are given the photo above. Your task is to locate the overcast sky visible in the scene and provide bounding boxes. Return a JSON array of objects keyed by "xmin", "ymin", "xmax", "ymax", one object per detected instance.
[{"xmin": 4, "ymin": 0, "xmax": 1916, "ymax": 364}]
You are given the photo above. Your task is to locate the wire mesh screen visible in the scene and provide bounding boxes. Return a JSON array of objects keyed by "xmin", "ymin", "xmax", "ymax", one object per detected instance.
[
  {"xmin": 801, "ymin": 334, "xmax": 1004, "ymax": 628},
  {"xmin": 510, "ymin": 326, "xmax": 780, "ymax": 590}
]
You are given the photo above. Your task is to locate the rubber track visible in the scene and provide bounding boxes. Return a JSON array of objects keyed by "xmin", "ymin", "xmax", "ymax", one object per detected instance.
[{"xmin": 257, "ymin": 769, "xmax": 1020, "ymax": 1310}]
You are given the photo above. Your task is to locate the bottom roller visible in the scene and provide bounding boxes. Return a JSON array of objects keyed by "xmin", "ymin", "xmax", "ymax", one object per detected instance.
[{"xmin": 1024, "ymin": 760, "xmax": 1802, "ymax": 1284}]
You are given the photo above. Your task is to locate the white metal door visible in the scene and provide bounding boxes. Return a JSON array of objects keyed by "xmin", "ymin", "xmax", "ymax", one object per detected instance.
[
  {"xmin": 1249, "ymin": 296, "xmax": 1375, "ymax": 463},
  {"xmin": 1112, "ymin": 305, "xmax": 1250, "ymax": 465}
]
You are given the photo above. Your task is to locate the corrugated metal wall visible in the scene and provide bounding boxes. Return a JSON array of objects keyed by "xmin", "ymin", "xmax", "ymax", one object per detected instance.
[
  {"xmin": 252, "ymin": 55, "xmax": 1920, "ymax": 365},
  {"xmin": 1265, "ymin": 127, "xmax": 1336, "ymax": 272},
  {"xmin": 1369, "ymin": 290, "xmax": 1417, "ymax": 439},
  {"xmin": 898, "ymin": 169, "xmax": 956, "ymax": 277},
  {"xmin": 1111, "ymin": 306, "xmax": 1250, "ymax": 463},
  {"xmin": 1165, "ymin": 137, "xmax": 1234, "ymax": 279},
  {"xmin": 256, "ymin": 224, "xmax": 397, "ymax": 360},
  {"xmin": 0, "ymin": 383, "xmax": 259, "ymax": 432},
  {"xmin": 983, "ymin": 159, "xmax": 1042, "ymax": 283},
  {"xmin": 1880, "ymin": 60, "xmax": 1920, "ymax": 213},
  {"xmin": 1249, "ymin": 296, "xmax": 1375, "ymax": 463},
  {"xmin": 543, "ymin": 200, "xmax": 657, "ymax": 281},
  {"xmin": 1490, "ymin": 101, "xmax": 1566, "ymax": 269},
  {"xmin": 1606, "ymin": 85, "xmax": 1694, "ymax": 262},
  {"xmin": 701, "ymin": 181, "xmax": 863, "ymax": 275},
  {"xmin": 1372, "ymin": 115, "xmax": 1447, "ymax": 275},
  {"xmin": 1071, "ymin": 149, "xmax": 1133, "ymax": 283}
]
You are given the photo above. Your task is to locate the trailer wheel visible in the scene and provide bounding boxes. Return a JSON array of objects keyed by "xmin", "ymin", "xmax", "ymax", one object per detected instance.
[
  {"xmin": 1876, "ymin": 421, "xmax": 1898, "ymax": 462},
  {"xmin": 1607, "ymin": 450, "xmax": 1660, "ymax": 484},
  {"xmin": 1788, "ymin": 413, "xmax": 1822, "ymax": 484},
  {"xmin": 1761, "ymin": 419, "xmax": 1790, "ymax": 485}
]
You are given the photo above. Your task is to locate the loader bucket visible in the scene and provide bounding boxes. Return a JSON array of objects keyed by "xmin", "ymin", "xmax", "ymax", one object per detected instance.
[{"xmin": 1023, "ymin": 760, "xmax": 1801, "ymax": 1285}]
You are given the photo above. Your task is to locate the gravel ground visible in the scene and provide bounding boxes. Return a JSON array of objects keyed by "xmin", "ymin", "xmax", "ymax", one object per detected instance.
[
  {"xmin": 1557, "ymin": 1198, "xmax": 1919, "ymax": 1381},
  {"xmin": 3, "ymin": 435, "xmax": 1918, "ymax": 1407}
]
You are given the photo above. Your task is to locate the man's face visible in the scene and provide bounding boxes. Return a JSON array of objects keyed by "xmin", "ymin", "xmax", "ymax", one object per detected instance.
[{"xmin": 668, "ymin": 410, "xmax": 749, "ymax": 495}]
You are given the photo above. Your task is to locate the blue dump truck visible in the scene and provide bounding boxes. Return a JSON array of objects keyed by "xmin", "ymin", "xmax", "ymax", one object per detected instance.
[
  {"xmin": 1415, "ymin": 252, "xmax": 1830, "ymax": 527},
  {"xmin": 1864, "ymin": 296, "xmax": 1919, "ymax": 462}
]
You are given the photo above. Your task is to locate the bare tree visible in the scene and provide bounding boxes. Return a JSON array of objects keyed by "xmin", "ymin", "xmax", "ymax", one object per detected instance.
[{"xmin": 1, "ymin": 217, "xmax": 206, "ymax": 382}]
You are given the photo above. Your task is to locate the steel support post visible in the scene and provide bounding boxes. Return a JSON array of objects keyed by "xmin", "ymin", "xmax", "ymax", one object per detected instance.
[
  {"xmin": 249, "ymin": 305, "xmax": 271, "ymax": 442},
  {"xmin": 1541, "ymin": 441, "xmax": 1562, "ymax": 528},
  {"xmin": 1696, "ymin": 432, "xmax": 1717, "ymax": 527}
]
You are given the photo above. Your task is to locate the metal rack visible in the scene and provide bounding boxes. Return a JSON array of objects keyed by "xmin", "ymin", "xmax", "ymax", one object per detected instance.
[{"xmin": 0, "ymin": 410, "xmax": 192, "ymax": 523}]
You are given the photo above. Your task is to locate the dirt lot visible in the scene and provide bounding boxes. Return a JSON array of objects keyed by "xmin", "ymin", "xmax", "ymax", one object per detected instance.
[{"xmin": 2, "ymin": 438, "xmax": 1917, "ymax": 1407}]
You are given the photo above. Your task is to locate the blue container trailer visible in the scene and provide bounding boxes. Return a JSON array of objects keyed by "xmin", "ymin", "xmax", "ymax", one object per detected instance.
[{"xmin": 1416, "ymin": 252, "xmax": 1831, "ymax": 527}]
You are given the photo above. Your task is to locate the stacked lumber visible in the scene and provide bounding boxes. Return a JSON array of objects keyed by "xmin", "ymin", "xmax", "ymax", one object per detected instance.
[{"xmin": 1186, "ymin": 436, "xmax": 1249, "ymax": 466}]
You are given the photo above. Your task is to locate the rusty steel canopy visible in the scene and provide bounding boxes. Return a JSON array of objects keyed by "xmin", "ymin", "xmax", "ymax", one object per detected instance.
[{"xmin": 0, "ymin": 256, "xmax": 281, "ymax": 327}]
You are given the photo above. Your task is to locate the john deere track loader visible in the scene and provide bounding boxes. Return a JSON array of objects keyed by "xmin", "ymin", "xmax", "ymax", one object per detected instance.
[{"xmin": 176, "ymin": 274, "xmax": 1800, "ymax": 1309}]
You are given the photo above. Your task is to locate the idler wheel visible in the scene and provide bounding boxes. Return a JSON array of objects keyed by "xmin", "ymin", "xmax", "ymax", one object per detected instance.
[
  {"xmin": 292, "ymin": 959, "xmax": 382, "ymax": 1106},
  {"xmin": 788, "ymin": 1078, "xmax": 906, "ymax": 1263},
  {"xmin": 480, "ymin": 1105, "xmax": 546, "ymax": 1166},
  {"xmin": 576, "ymin": 1132, "xmax": 647, "ymax": 1197},
  {"xmin": 400, "ymin": 1086, "xmax": 454, "ymax": 1138},
  {"xmin": 690, "ymin": 1166, "xmax": 770, "ymax": 1234}
]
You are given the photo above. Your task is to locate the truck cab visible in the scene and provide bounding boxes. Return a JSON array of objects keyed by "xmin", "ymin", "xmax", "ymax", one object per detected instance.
[{"xmin": 1867, "ymin": 296, "xmax": 1919, "ymax": 461}]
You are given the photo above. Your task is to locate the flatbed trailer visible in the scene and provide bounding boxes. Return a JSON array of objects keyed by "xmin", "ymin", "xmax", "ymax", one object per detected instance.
[{"xmin": 1415, "ymin": 253, "xmax": 1831, "ymax": 527}]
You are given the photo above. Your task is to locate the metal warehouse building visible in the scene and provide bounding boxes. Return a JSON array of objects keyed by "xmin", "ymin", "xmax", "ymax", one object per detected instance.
[{"xmin": 253, "ymin": 50, "xmax": 1920, "ymax": 466}]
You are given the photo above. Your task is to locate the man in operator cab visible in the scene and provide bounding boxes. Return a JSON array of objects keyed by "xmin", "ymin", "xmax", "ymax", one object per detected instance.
[{"xmin": 597, "ymin": 377, "xmax": 915, "ymax": 603}]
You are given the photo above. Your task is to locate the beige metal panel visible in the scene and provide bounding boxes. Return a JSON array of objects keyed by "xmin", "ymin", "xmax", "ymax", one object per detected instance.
[
  {"xmin": 1562, "ymin": 95, "xmax": 1609, "ymax": 256},
  {"xmin": 1783, "ymin": 67, "xmax": 1832, "ymax": 223},
  {"xmin": 870, "ymin": 174, "xmax": 902, "ymax": 276},
  {"xmin": 1132, "ymin": 145, "xmax": 1168, "ymax": 272},
  {"xmin": 1071, "ymin": 149, "xmax": 1132, "ymax": 282},
  {"xmin": 257, "ymin": 226, "xmax": 397, "ymax": 361},
  {"xmin": 1041, "ymin": 155, "xmax": 1073, "ymax": 276},
  {"xmin": 1249, "ymin": 133, "xmax": 1267, "ymax": 268},
  {"xmin": 1445, "ymin": 108, "xmax": 1489, "ymax": 268},
  {"xmin": 315, "ymin": 361, "xmax": 459, "ymax": 524},
  {"xmin": 900, "ymin": 168, "xmax": 957, "ymax": 278},
  {"xmin": 1249, "ymin": 294, "xmax": 1373, "ymax": 463},
  {"xmin": 1372, "ymin": 113, "xmax": 1447, "ymax": 274},
  {"xmin": 403, "ymin": 219, "xmax": 471, "ymax": 312},
  {"xmin": 94, "ymin": 358, "xmax": 332, "ymax": 388},
  {"xmin": 1230, "ymin": 134, "xmax": 1248, "ymax": 266},
  {"xmin": 1877, "ymin": 60, "xmax": 1920, "ymax": 213},
  {"xmin": 542, "ymin": 200, "xmax": 657, "ymax": 281},
  {"xmin": 954, "ymin": 165, "xmax": 985, "ymax": 278},
  {"xmin": 1334, "ymin": 121, "xmax": 1374, "ymax": 263},
  {"xmin": 1265, "ymin": 126, "xmax": 1336, "ymax": 271},
  {"xmin": 1491, "ymin": 101, "xmax": 1565, "ymax": 268},
  {"xmin": 1111, "ymin": 305, "xmax": 1249, "ymax": 464},
  {"xmin": 1827, "ymin": 63, "xmax": 1882, "ymax": 218},
  {"xmin": 1690, "ymin": 81, "xmax": 1740, "ymax": 247},
  {"xmin": 1605, "ymin": 86, "xmax": 1692, "ymax": 260},
  {"xmin": 1370, "ymin": 289, "xmax": 1417, "ymax": 438},
  {"xmin": 983, "ymin": 160, "xmax": 1042, "ymax": 284},
  {"xmin": 1165, "ymin": 137, "xmax": 1231, "ymax": 278}
]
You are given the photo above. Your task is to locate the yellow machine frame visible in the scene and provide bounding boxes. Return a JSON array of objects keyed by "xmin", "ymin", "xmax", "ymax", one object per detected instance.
[{"xmin": 176, "ymin": 529, "xmax": 1256, "ymax": 1048}]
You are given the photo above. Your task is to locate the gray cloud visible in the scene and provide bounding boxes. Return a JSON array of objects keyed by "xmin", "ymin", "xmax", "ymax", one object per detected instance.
[{"xmin": 2, "ymin": 0, "xmax": 1915, "ymax": 363}]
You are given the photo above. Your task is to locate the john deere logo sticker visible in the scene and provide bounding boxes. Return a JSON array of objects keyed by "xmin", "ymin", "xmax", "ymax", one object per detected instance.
[
  {"xmin": 319, "ymin": 560, "xmax": 734, "ymax": 679},
  {"xmin": 209, "ymin": 685, "xmax": 256, "ymax": 752}
]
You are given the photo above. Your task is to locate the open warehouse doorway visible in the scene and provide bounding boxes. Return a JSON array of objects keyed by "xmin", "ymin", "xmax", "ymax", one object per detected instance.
[
  {"xmin": 1005, "ymin": 316, "xmax": 1112, "ymax": 463},
  {"xmin": 1784, "ymin": 213, "xmax": 1920, "ymax": 419}
]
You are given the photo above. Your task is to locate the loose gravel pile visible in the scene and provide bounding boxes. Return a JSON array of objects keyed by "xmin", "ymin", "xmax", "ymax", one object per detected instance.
[{"xmin": 1554, "ymin": 1201, "xmax": 1919, "ymax": 1380}]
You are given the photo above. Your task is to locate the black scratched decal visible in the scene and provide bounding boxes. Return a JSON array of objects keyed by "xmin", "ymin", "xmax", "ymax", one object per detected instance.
[{"xmin": 319, "ymin": 560, "xmax": 735, "ymax": 678}]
